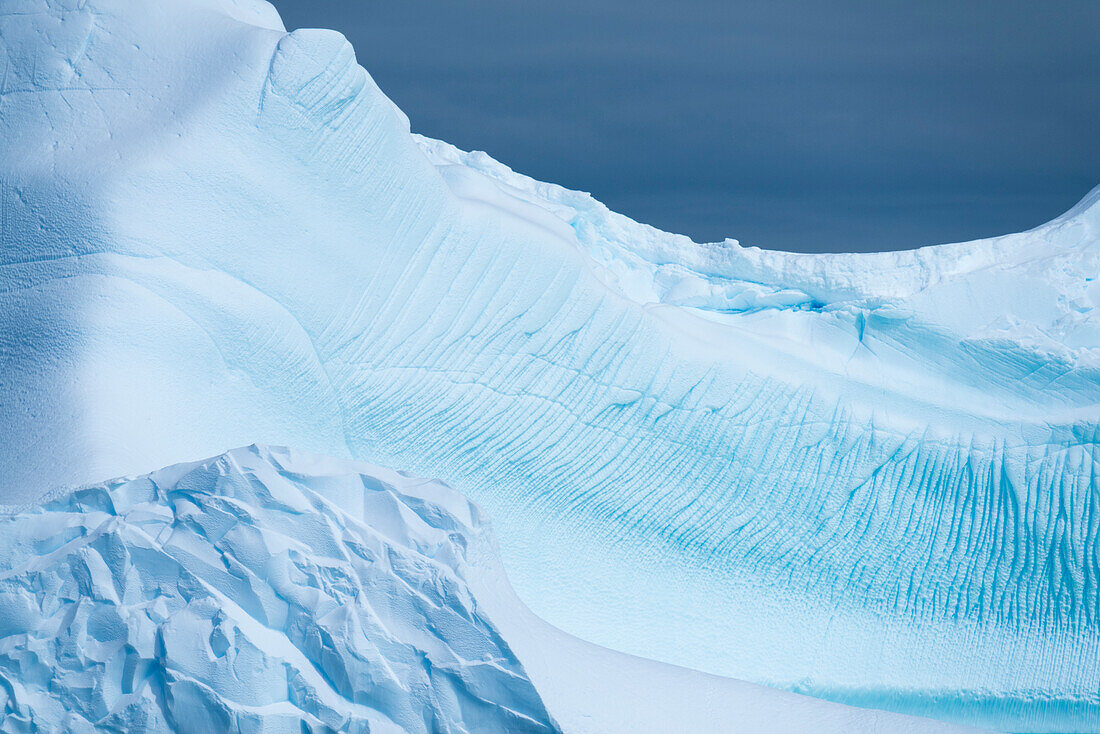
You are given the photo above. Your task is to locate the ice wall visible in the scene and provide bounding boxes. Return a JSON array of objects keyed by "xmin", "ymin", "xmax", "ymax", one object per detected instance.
[{"xmin": 1, "ymin": 0, "xmax": 1097, "ymax": 730}]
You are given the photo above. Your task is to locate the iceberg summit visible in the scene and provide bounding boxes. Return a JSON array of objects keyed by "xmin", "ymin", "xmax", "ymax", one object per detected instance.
[{"xmin": 0, "ymin": 0, "xmax": 1097, "ymax": 732}]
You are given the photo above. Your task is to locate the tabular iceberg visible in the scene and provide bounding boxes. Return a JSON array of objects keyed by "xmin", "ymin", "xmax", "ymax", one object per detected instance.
[{"xmin": 0, "ymin": 0, "xmax": 1097, "ymax": 731}]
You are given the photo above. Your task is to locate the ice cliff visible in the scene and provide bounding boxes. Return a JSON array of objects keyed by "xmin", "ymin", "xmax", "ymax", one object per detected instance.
[{"xmin": 0, "ymin": 0, "xmax": 1097, "ymax": 731}]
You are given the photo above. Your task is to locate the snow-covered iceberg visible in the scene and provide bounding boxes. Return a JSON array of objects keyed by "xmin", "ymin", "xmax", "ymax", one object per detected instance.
[
  {"xmin": 0, "ymin": 0, "xmax": 1097, "ymax": 731},
  {"xmin": 0, "ymin": 445, "xmax": 975, "ymax": 733}
]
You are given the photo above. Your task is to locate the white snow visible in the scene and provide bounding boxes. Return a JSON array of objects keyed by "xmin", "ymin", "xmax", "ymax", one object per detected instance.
[{"xmin": 0, "ymin": 0, "xmax": 1097, "ymax": 731}]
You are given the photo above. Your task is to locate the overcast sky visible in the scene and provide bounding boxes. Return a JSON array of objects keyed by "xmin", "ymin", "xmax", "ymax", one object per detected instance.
[{"xmin": 271, "ymin": 0, "xmax": 1099, "ymax": 253}]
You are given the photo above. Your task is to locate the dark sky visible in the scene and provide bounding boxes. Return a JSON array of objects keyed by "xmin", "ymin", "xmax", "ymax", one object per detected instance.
[{"xmin": 271, "ymin": 0, "xmax": 1099, "ymax": 253}]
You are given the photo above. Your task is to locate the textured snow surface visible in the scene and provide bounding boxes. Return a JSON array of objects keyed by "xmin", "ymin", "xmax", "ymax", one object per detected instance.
[
  {"xmin": 0, "ymin": 446, "xmax": 557, "ymax": 733},
  {"xmin": 0, "ymin": 0, "xmax": 1098, "ymax": 731}
]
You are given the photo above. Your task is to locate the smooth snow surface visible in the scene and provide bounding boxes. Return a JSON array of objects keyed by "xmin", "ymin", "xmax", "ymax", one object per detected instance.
[
  {"xmin": 0, "ymin": 446, "xmax": 983, "ymax": 734},
  {"xmin": 0, "ymin": 0, "xmax": 1097, "ymax": 731}
]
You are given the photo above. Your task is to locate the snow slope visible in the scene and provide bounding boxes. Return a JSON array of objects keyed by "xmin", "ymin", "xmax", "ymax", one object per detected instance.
[
  {"xmin": 0, "ymin": 445, "xmax": 983, "ymax": 734},
  {"xmin": 0, "ymin": 0, "xmax": 1097, "ymax": 730}
]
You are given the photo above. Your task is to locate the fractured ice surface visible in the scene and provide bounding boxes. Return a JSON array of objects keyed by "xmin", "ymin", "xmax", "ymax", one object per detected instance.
[
  {"xmin": 0, "ymin": 446, "xmax": 558, "ymax": 733},
  {"xmin": 0, "ymin": 0, "xmax": 1097, "ymax": 731}
]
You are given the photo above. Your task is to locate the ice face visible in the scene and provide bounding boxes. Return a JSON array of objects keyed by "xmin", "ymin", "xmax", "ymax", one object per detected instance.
[{"xmin": 0, "ymin": 0, "xmax": 1097, "ymax": 731}]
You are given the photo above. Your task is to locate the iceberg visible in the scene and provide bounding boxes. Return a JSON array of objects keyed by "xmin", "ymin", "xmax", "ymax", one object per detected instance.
[{"xmin": 0, "ymin": 0, "xmax": 1096, "ymax": 731}]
